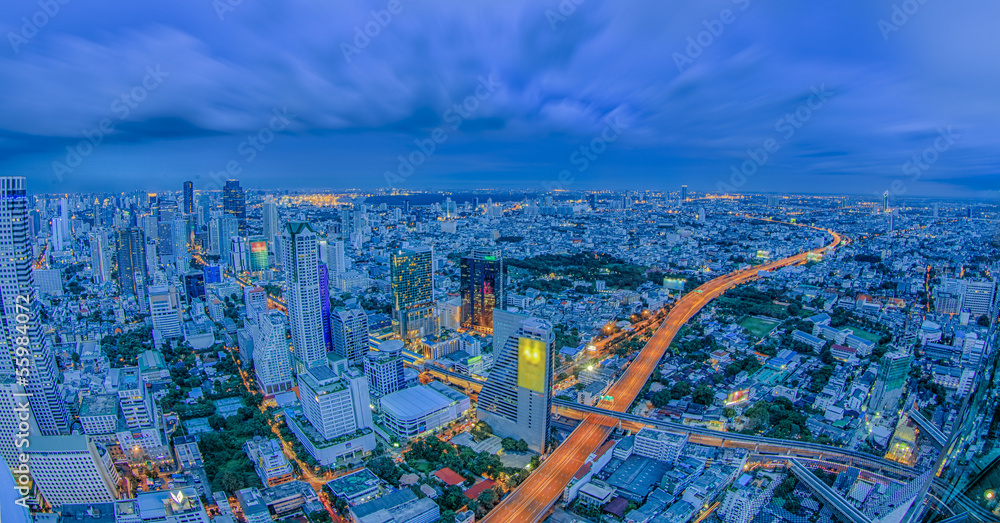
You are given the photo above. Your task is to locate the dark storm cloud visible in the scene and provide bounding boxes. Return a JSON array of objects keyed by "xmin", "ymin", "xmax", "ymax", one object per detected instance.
[{"xmin": 1, "ymin": 0, "xmax": 998, "ymax": 195}]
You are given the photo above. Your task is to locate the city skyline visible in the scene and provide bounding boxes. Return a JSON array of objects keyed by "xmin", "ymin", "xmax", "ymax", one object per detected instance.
[{"xmin": 2, "ymin": 2, "xmax": 999, "ymax": 197}]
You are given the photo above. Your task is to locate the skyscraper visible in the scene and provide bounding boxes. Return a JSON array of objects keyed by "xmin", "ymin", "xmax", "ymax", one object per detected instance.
[
  {"xmin": 331, "ymin": 307, "xmax": 370, "ymax": 367},
  {"xmin": 478, "ymin": 311, "xmax": 554, "ymax": 453},
  {"xmin": 216, "ymin": 214, "xmax": 238, "ymax": 267},
  {"xmin": 296, "ymin": 363, "xmax": 372, "ymax": 442},
  {"xmin": 115, "ymin": 227, "xmax": 147, "ymax": 300},
  {"xmin": 460, "ymin": 249, "xmax": 505, "ymax": 333},
  {"xmin": 0, "ymin": 177, "xmax": 71, "ymax": 435},
  {"xmin": 873, "ymin": 350, "xmax": 912, "ymax": 412},
  {"xmin": 282, "ymin": 222, "xmax": 326, "ymax": 368},
  {"xmin": 88, "ymin": 228, "xmax": 112, "ymax": 284},
  {"xmin": 148, "ymin": 284, "xmax": 183, "ymax": 339},
  {"xmin": 223, "ymin": 179, "xmax": 246, "ymax": 230},
  {"xmin": 318, "ymin": 262, "xmax": 332, "ymax": 350},
  {"xmin": 248, "ymin": 236, "xmax": 269, "ymax": 272},
  {"xmin": 681, "ymin": 184, "xmax": 688, "ymax": 202},
  {"xmin": 26, "ymin": 435, "xmax": 120, "ymax": 507},
  {"xmin": 391, "ymin": 245, "xmax": 436, "ymax": 342},
  {"xmin": 364, "ymin": 340, "xmax": 405, "ymax": 397},
  {"xmin": 252, "ymin": 310, "xmax": 294, "ymax": 395},
  {"xmin": 263, "ymin": 195, "xmax": 279, "ymax": 247},
  {"xmin": 182, "ymin": 181, "xmax": 194, "ymax": 214}
]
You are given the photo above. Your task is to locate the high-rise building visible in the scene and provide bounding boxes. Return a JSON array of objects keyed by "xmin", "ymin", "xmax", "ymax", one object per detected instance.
[
  {"xmin": 681, "ymin": 184, "xmax": 688, "ymax": 202},
  {"xmin": 883, "ymin": 190, "xmax": 890, "ymax": 212},
  {"xmin": 251, "ymin": 310, "xmax": 294, "ymax": 395},
  {"xmin": 88, "ymin": 229, "xmax": 112, "ymax": 284},
  {"xmin": 297, "ymin": 363, "xmax": 373, "ymax": 441},
  {"xmin": 0, "ymin": 177, "xmax": 71, "ymax": 435},
  {"xmin": 0, "ymin": 378, "xmax": 36, "ymax": 470},
  {"xmin": 364, "ymin": 340, "xmax": 405, "ymax": 397},
  {"xmin": 263, "ymin": 195, "xmax": 279, "ymax": 247},
  {"xmin": 478, "ymin": 312, "xmax": 554, "ymax": 453},
  {"xmin": 223, "ymin": 179, "xmax": 246, "ymax": 230},
  {"xmin": 331, "ymin": 307, "xmax": 370, "ymax": 367},
  {"xmin": 460, "ymin": 249, "xmax": 505, "ymax": 333},
  {"xmin": 115, "ymin": 226, "xmax": 147, "ymax": 300},
  {"xmin": 964, "ymin": 280, "xmax": 997, "ymax": 318},
  {"xmin": 26, "ymin": 435, "xmax": 120, "ymax": 507},
  {"xmin": 328, "ymin": 240, "xmax": 347, "ymax": 285},
  {"xmin": 217, "ymin": 215, "xmax": 239, "ymax": 267},
  {"xmin": 182, "ymin": 181, "xmax": 194, "ymax": 214},
  {"xmin": 587, "ymin": 193, "xmax": 597, "ymax": 210},
  {"xmin": 319, "ymin": 263, "xmax": 332, "ymax": 351},
  {"xmin": 148, "ymin": 284, "xmax": 183, "ymax": 339},
  {"xmin": 873, "ymin": 350, "xmax": 912, "ymax": 412},
  {"xmin": 283, "ymin": 222, "xmax": 326, "ymax": 368},
  {"xmin": 390, "ymin": 244, "xmax": 436, "ymax": 342}
]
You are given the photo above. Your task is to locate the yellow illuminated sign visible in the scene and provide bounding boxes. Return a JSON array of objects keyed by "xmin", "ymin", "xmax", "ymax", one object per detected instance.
[{"xmin": 518, "ymin": 337, "xmax": 547, "ymax": 393}]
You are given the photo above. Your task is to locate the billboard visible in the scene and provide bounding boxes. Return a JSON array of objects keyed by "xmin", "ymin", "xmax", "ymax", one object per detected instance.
[
  {"xmin": 726, "ymin": 389, "xmax": 750, "ymax": 405},
  {"xmin": 517, "ymin": 337, "xmax": 547, "ymax": 393},
  {"xmin": 250, "ymin": 240, "xmax": 267, "ymax": 253},
  {"xmin": 663, "ymin": 278, "xmax": 686, "ymax": 291}
]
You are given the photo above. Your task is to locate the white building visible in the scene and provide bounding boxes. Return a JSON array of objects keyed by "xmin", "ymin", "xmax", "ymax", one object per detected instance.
[
  {"xmin": 148, "ymin": 284, "xmax": 183, "ymax": 339},
  {"xmin": 634, "ymin": 428, "xmax": 688, "ymax": 465},
  {"xmin": 283, "ymin": 222, "xmax": 327, "ymax": 369},
  {"xmin": 136, "ymin": 488, "xmax": 209, "ymax": 523},
  {"xmin": 331, "ymin": 307, "xmax": 370, "ymax": 367},
  {"xmin": 364, "ymin": 340, "xmax": 405, "ymax": 397},
  {"xmin": 244, "ymin": 437, "xmax": 294, "ymax": 487},
  {"xmin": 379, "ymin": 382, "xmax": 470, "ymax": 440},
  {"xmin": 252, "ymin": 310, "xmax": 294, "ymax": 395},
  {"xmin": 26, "ymin": 435, "xmax": 120, "ymax": 507}
]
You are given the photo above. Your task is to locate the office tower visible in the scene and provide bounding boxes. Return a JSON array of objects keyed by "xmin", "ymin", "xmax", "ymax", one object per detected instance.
[
  {"xmin": 244, "ymin": 286, "xmax": 267, "ymax": 314},
  {"xmin": 282, "ymin": 222, "xmax": 326, "ymax": 368},
  {"xmin": 0, "ymin": 177, "xmax": 71, "ymax": 435},
  {"xmin": 460, "ymin": 249, "xmax": 505, "ymax": 333},
  {"xmin": 157, "ymin": 197, "xmax": 177, "ymax": 221},
  {"xmin": 403, "ymin": 199, "xmax": 410, "ymax": 213},
  {"xmin": 328, "ymin": 240, "xmax": 347, "ymax": 283},
  {"xmin": 391, "ymin": 244, "xmax": 436, "ymax": 342},
  {"xmin": 319, "ymin": 263, "xmax": 332, "ymax": 351},
  {"xmin": 230, "ymin": 236, "xmax": 249, "ymax": 272},
  {"xmin": 297, "ymin": 364, "xmax": 373, "ymax": 441},
  {"xmin": 478, "ymin": 312, "xmax": 554, "ymax": 453},
  {"xmin": 263, "ymin": 195, "xmax": 279, "ymax": 246},
  {"xmin": 882, "ymin": 190, "xmax": 889, "ymax": 212},
  {"xmin": 873, "ymin": 350, "xmax": 912, "ymax": 412},
  {"xmin": 587, "ymin": 193, "xmax": 597, "ymax": 210},
  {"xmin": 208, "ymin": 217, "xmax": 220, "ymax": 255},
  {"xmin": 252, "ymin": 310, "xmax": 294, "ymax": 394},
  {"xmin": 933, "ymin": 202, "xmax": 939, "ymax": 219},
  {"xmin": 223, "ymin": 179, "xmax": 246, "ymax": 230},
  {"xmin": 888, "ymin": 213, "xmax": 895, "ymax": 232},
  {"xmin": 148, "ymin": 284, "xmax": 183, "ymax": 339},
  {"xmin": 182, "ymin": 181, "xmax": 194, "ymax": 214},
  {"xmin": 203, "ymin": 264, "xmax": 222, "ymax": 284},
  {"xmin": 26, "ymin": 435, "xmax": 120, "ymax": 507},
  {"xmin": 964, "ymin": 280, "xmax": 997, "ymax": 318},
  {"xmin": 116, "ymin": 227, "xmax": 147, "ymax": 299},
  {"xmin": 197, "ymin": 194, "xmax": 211, "ymax": 227},
  {"xmin": 156, "ymin": 219, "xmax": 175, "ymax": 257},
  {"xmin": 118, "ymin": 367, "xmax": 156, "ymax": 428},
  {"xmin": 88, "ymin": 229, "xmax": 112, "ymax": 284},
  {"xmin": 364, "ymin": 340, "xmax": 405, "ymax": 397},
  {"xmin": 681, "ymin": 184, "xmax": 688, "ymax": 202},
  {"xmin": 217, "ymin": 214, "xmax": 238, "ymax": 266},
  {"xmin": 331, "ymin": 307, "xmax": 370, "ymax": 367},
  {"xmin": 0, "ymin": 378, "xmax": 36, "ymax": 470},
  {"xmin": 183, "ymin": 272, "xmax": 205, "ymax": 301},
  {"xmin": 244, "ymin": 437, "xmax": 294, "ymax": 487}
]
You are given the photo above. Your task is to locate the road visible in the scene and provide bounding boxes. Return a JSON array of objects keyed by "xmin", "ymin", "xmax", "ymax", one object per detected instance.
[{"xmin": 481, "ymin": 223, "xmax": 842, "ymax": 523}]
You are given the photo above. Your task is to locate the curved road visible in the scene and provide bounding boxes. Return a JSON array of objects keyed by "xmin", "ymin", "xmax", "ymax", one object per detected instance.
[{"xmin": 482, "ymin": 222, "xmax": 842, "ymax": 523}]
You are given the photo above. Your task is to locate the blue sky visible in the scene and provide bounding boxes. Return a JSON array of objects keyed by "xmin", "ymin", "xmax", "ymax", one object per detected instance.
[{"xmin": 1, "ymin": 0, "xmax": 998, "ymax": 198}]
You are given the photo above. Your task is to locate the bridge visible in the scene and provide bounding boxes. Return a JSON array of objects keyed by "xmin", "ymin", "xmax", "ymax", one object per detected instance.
[
  {"xmin": 908, "ymin": 408, "xmax": 948, "ymax": 448},
  {"xmin": 789, "ymin": 458, "xmax": 873, "ymax": 523}
]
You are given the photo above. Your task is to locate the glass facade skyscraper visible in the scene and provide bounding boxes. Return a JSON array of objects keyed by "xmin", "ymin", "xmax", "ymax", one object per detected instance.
[
  {"xmin": 390, "ymin": 244, "xmax": 436, "ymax": 342},
  {"xmin": 460, "ymin": 248, "xmax": 505, "ymax": 333}
]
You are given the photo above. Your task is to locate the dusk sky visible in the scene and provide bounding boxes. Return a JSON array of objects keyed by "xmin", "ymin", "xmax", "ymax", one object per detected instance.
[{"xmin": 1, "ymin": 0, "xmax": 998, "ymax": 198}]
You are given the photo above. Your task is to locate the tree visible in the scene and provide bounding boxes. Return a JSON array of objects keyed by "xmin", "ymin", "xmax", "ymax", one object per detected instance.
[
  {"xmin": 501, "ymin": 437, "xmax": 518, "ymax": 451},
  {"xmin": 367, "ymin": 456, "xmax": 403, "ymax": 486},
  {"xmin": 691, "ymin": 384, "xmax": 714, "ymax": 405},
  {"xmin": 208, "ymin": 414, "xmax": 227, "ymax": 431},
  {"xmin": 471, "ymin": 421, "xmax": 493, "ymax": 442},
  {"xmin": 979, "ymin": 315, "xmax": 991, "ymax": 327},
  {"xmin": 309, "ymin": 510, "xmax": 332, "ymax": 523},
  {"xmin": 515, "ymin": 439, "xmax": 529, "ymax": 452}
]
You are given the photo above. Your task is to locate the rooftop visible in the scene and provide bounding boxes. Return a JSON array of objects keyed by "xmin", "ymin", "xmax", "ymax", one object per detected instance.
[
  {"xmin": 380, "ymin": 384, "xmax": 465, "ymax": 420},
  {"xmin": 326, "ymin": 468, "xmax": 380, "ymax": 499},
  {"xmin": 79, "ymin": 394, "xmax": 119, "ymax": 418}
]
